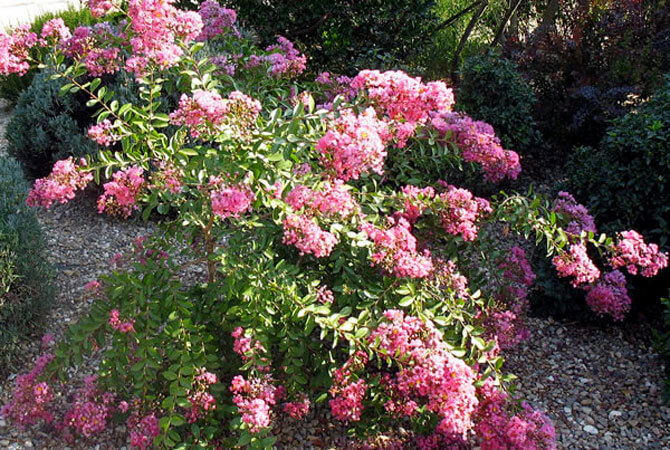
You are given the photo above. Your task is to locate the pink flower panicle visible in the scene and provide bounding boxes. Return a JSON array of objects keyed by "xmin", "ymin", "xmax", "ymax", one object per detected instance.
[
  {"xmin": 88, "ymin": 119, "xmax": 120, "ymax": 146},
  {"xmin": 282, "ymin": 214, "xmax": 338, "ymax": 258},
  {"xmin": 283, "ymin": 395, "xmax": 310, "ymax": 420},
  {"xmin": 397, "ymin": 185, "xmax": 436, "ymax": 223},
  {"xmin": 350, "ymin": 70, "xmax": 454, "ymax": 147},
  {"xmin": 316, "ymin": 285, "xmax": 335, "ymax": 304},
  {"xmin": 553, "ymin": 191, "xmax": 597, "ymax": 236},
  {"xmin": 316, "ymin": 107, "xmax": 390, "ymax": 181},
  {"xmin": 197, "ymin": 0, "xmax": 240, "ymax": 41},
  {"xmin": 209, "ymin": 178, "xmax": 254, "ymax": 220},
  {"xmin": 329, "ymin": 351, "xmax": 369, "ymax": 422},
  {"xmin": 361, "ymin": 217, "xmax": 434, "ymax": 279},
  {"xmin": 314, "ymin": 72, "xmax": 357, "ymax": 109},
  {"xmin": 263, "ymin": 36, "xmax": 307, "ymax": 78},
  {"xmin": 286, "ymin": 179, "xmax": 358, "ymax": 219},
  {"xmin": 186, "ymin": 368, "xmax": 218, "ymax": 423},
  {"xmin": 127, "ymin": 411, "xmax": 160, "ymax": 450},
  {"xmin": 230, "ymin": 374, "xmax": 284, "ymax": 433},
  {"xmin": 27, "ymin": 158, "xmax": 93, "ymax": 209},
  {"xmin": 0, "ymin": 25, "xmax": 37, "ymax": 76},
  {"xmin": 62, "ymin": 376, "xmax": 116, "ymax": 438},
  {"xmin": 431, "ymin": 113, "xmax": 521, "ymax": 182},
  {"xmin": 369, "ymin": 311, "xmax": 478, "ymax": 438},
  {"xmin": 434, "ymin": 259, "xmax": 469, "ymax": 299},
  {"xmin": 552, "ymin": 243, "xmax": 601, "ymax": 287},
  {"xmin": 169, "ymin": 89, "xmax": 261, "ymax": 139},
  {"xmin": 39, "ymin": 18, "xmax": 71, "ymax": 46},
  {"xmin": 150, "ymin": 160, "xmax": 183, "ymax": 194},
  {"xmin": 109, "ymin": 309, "xmax": 135, "ymax": 333},
  {"xmin": 87, "ymin": 0, "xmax": 118, "ymax": 18},
  {"xmin": 437, "ymin": 184, "xmax": 492, "ymax": 241},
  {"xmin": 584, "ymin": 270, "xmax": 631, "ymax": 321},
  {"xmin": 475, "ymin": 379, "xmax": 557, "ymax": 450},
  {"xmin": 610, "ymin": 230, "xmax": 668, "ymax": 277},
  {"xmin": 97, "ymin": 166, "xmax": 145, "ymax": 218},
  {"xmin": 1, "ymin": 354, "xmax": 54, "ymax": 429}
]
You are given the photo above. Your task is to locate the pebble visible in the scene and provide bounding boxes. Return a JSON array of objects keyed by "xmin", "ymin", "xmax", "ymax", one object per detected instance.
[{"xmin": 584, "ymin": 425, "xmax": 599, "ymax": 435}]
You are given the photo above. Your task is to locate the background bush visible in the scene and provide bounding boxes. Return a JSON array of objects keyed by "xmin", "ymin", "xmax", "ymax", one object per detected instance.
[
  {"xmin": 6, "ymin": 70, "xmax": 139, "ymax": 177},
  {"xmin": 0, "ymin": 5, "xmax": 97, "ymax": 106},
  {"xmin": 456, "ymin": 52, "xmax": 540, "ymax": 151},
  {"xmin": 0, "ymin": 155, "xmax": 53, "ymax": 375}
]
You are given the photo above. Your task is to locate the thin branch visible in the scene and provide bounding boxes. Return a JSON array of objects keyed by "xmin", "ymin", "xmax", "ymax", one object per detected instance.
[
  {"xmin": 491, "ymin": 0, "xmax": 525, "ymax": 47},
  {"xmin": 432, "ymin": 0, "xmax": 483, "ymax": 37},
  {"xmin": 451, "ymin": 0, "xmax": 490, "ymax": 82}
]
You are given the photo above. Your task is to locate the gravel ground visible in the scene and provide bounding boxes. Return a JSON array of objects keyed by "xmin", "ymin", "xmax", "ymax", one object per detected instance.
[{"xmin": 1, "ymin": 104, "xmax": 669, "ymax": 449}]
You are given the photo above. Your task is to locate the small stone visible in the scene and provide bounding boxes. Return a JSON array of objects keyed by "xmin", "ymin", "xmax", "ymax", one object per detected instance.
[
  {"xmin": 609, "ymin": 410, "xmax": 623, "ymax": 420},
  {"xmin": 584, "ymin": 425, "xmax": 598, "ymax": 435}
]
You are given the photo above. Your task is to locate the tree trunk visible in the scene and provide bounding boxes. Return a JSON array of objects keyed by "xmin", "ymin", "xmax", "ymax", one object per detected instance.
[
  {"xmin": 451, "ymin": 0, "xmax": 490, "ymax": 81},
  {"xmin": 491, "ymin": 0, "xmax": 525, "ymax": 47}
]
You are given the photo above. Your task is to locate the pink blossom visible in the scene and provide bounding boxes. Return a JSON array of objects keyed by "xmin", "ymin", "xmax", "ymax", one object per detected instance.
[
  {"xmin": 396, "ymin": 185, "xmax": 436, "ymax": 223},
  {"xmin": 263, "ymin": 37, "xmax": 307, "ymax": 78},
  {"xmin": 186, "ymin": 368, "xmax": 218, "ymax": 422},
  {"xmin": 230, "ymin": 374, "xmax": 283, "ymax": 433},
  {"xmin": 62, "ymin": 376, "xmax": 116, "ymax": 438},
  {"xmin": 0, "ymin": 25, "xmax": 37, "ymax": 76},
  {"xmin": 283, "ymin": 395, "xmax": 310, "ymax": 420},
  {"xmin": 197, "ymin": 1, "xmax": 239, "ymax": 41},
  {"xmin": 436, "ymin": 184, "xmax": 492, "ymax": 241},
  {"xmin": 150, "ymin": 160, "xmax": 183, "ymax": 194},
  {"xmin": 282, "ymin": 214, "xmax": 338, "ymax": 258},
  {"xmin": 27, "ymin": 158, "xmax": 93, "ymax": 209},
  {"xmin": 553, "ymin": 191, "xmax": 596, "ymax": 236},
  {"xmin": 97, "ymin": 166, "xmax": 145, "ymax": 218},
  {"xmin": 317, "ymin": 108, "xmax": 390, "ymax": 181},
  {"xmin": 609, "ymin": 230, "xmax": 668, "ymax": 277},
  {"xmin": 209, "ymin": 179, "xmax": 255, "ymax": 220},
  {"xmin": 286, "ymin": 179, "xmax": 358, "ymax": 218},
  {"xmin": 39, "ymin": 18, "xmax": 71, "ymax": 46},
  {"xmin": 316, "ymin": 285, "xmax": 335, "ymax": 304},
  {"xmin": 109, "ymin": 309, "xmax": 135, "ymax": 333},
  {"xmin": 87, "ymin": 0, "xmax": 118, "ymax": 18},
  {"xmin": 1, "ymin": 354, "xmax": 55, "ymax": 429},
  {"xmin": 127, "ymin": 412, "xmax": 160, "ymax": 450},
  {"xmin": 431, "ymin": 112, "xmax": 521, "ymax": 182},
  {"xmin": 87, "ymin": 120, "xmax": 120, "ymax": 146},
  {"xmin": 552, "ymin": 243, "xmax": 601, "ymax": 287},
  {"xmin": 361, "ymin": 218, "xmax": 434, "ymax": 279},
  {"xmin": 584, "ymin": 270, "xmax": 631, "ymax": 321}
]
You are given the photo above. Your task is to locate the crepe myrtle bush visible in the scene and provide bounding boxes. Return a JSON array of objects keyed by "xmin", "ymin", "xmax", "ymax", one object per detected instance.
[{"xmin": 1, "ymin": 1, "xmax": 667, "ymax": 448}]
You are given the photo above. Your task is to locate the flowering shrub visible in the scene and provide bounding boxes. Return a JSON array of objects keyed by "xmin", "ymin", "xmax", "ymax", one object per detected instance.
[{"xmin": 2, "ymin": 1, "xmax": 668, "ymax": 448}]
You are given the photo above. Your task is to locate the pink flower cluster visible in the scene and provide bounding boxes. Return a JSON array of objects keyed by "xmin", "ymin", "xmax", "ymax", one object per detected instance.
[
  {"xmin": 230, "ymin": 374, "xmax": 283, "ymax": 433},
  {"xmin": 314, "ymin": 72, "xmax": 357, "ymax": 109},
  {"xmin": 316, "ymin": 285, "xmax": 335, "ymax": 304},
  {"xmin": 169, "ymin": 89, "xmax": 261, "ymax": 139},
  {"xmin": 475, "ymin": 379, "xmax": 557, "ymax": 450},
  {"xmin": 316, "ymin": 108, "xmax": 390, "ymax": 181},
  {"xmin": 609, "ymin": 230, "xmax": 668, "ymax": 277},
  {"xmin": 231, "ymin": 327, "xmax": 266, "ymax": 364},
  {"xmin": 197, "ymin": 0, "xmax": 239, "ymax": 41},
  {"xmin": 61, "ymin": 24, "xmax": 121, "ymax": 76},
  {"xmin": 434, "ymin": 259, "xmax": 469, "ymax": 299},
  {"xmin": 186, "ymin": 368, "xmax": 218, "ymax": 423},
  {"xmin": 127, "ymin": 411, "xmax": 160, "ymax": 450},
  {"xmin": 553, "ymin": 191, "xmax": 596, "ymax": 236},
  {"xmin": 436, "ymin": 184, "xmax": 492, "ymax": 241},
  {"xmin": 361, "ymin": 217, "xmax": 434, "ymax": 279},
  {"xmin": 27, "ymin": 157, "xmax": 93, "ymax": 209},
  {"xmin": 0, "ymin": 25, "xmax": 37, "ymax": 76},
  {"xmin": 584, "ymin": 270, "xmax": 631, "ymax": 321},
  {"xmin": 97, "ymin": 166, "xmax": 145, "ymax": 218},
  {"xmin": 109, "ymin": 309, "xmax": 135, "ymax": 333},
  {"xmin": 62, "ymin": 376, "xmax": 115, "ymax": 438},
  {"xmin": 488, "ymin": 247, "xmax": 536, "ymax": 349},
  {"xmin": 1, "ymin": 354, "xmax": 54, "ymax": 428},
  {"xmin": 283, "ymin": 395, "xmax": 310, "ymax": 420},
  {"xmin": 350, "ymin": 70, "xmax": 454, "ymax": 147},
  {"xmin": 329, "ymin": 352, "xmax": 369, "ymax": 422},
  {"xmin": 87, "ymin": 0, "xmax": 118, "ymax": 18},
  {"xmin": 209, "ymin": 178, "xmax": 255, "ymax": 220},
  {"xmin": 263, "ymin": 37, "xmax": 307, "ymax": 78},
  {"xmin": 88, "ymin": 120, "xmax": 120, "ymax": 147},
  {"xmin": 150, "ymin": 160, "xmax": 183, "ymax": 194},
  {"xmin": 397, "ymin": 184, "xmax": 436, "ymax": 223},
  {"xmin": 552, "ymin": 243, "xmax": 601, "ymax": 287},
  {"xmin": 370, "ymin": 310, "xmax": 478, "ymax": 438},
  {"xmin": 286, "ymin": 179, "xmax": 358, "ymax": 219},
  {"xmin": 431, "ymin": 113, "xmax": 521, "ymax": 182},
  {"xmin": 39, "ymin": 18, "xmax": 71, "ymax": 47},
  {"xmin": 126, "ymin": 0, "xmax": 203, "ymax": 76},
  {"xmin": 282, "ymin": 214, "xmax": 338, "ymax": 258}
]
